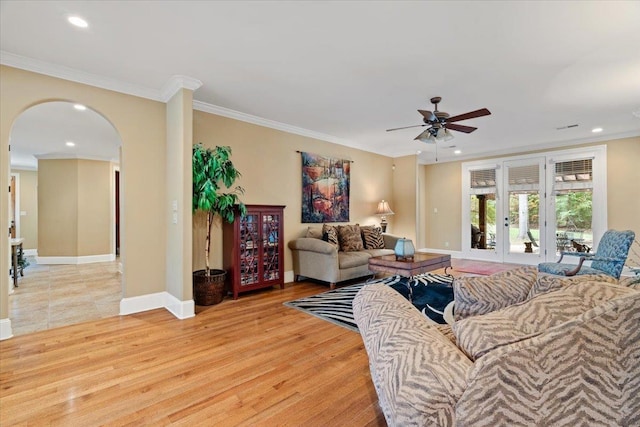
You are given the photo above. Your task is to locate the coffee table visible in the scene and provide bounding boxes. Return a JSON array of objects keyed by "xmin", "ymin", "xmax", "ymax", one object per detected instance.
[{"xmin": 368, "ymin": 252, "xmax": 452, "ymax": 277}]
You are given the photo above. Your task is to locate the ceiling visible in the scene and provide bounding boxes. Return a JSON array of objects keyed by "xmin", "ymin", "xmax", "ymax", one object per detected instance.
[{"xmin": 2, "ymin": 1, "xmax": 639, "ymax": 168}]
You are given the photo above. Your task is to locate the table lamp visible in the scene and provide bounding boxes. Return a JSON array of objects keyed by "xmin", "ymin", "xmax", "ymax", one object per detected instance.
[{"xmin": 375, "ymin": 200, "xmax": 394, "ymax": 232}]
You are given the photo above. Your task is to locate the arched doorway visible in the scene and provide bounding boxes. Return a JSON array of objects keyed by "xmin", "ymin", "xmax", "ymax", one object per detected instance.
[{"xmin": 8, "ymin": 101, "xmax": 123, "ymax": 335}]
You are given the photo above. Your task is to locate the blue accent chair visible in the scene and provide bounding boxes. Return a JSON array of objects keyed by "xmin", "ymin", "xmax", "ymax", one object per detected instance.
[{"xmin": 538, "ymin": 229, "xmax": 635, "ymax": 279}]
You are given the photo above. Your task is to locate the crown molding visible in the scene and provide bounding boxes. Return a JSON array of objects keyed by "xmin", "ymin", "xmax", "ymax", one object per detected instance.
[
  {"xmin": 192, "ymin": 100, "xmax": 352, "ymax": 146},
  {"xmin": 160, "ymin": 75, "xmax": 203, "ymax": 102},
  {"xmin": 1, "ymin": 51, "xmax": 350, "ymax": 145},
  {"xmin": 34, "ymin": 152, "xmax": 119, "ymax": 163},
  {"xmin": 1, "ymin": 51, "xmax": 163, "ymax": 102},
  {"xmin": 417, "ymin": 129, "xmax": 640, "ymax": 165}
]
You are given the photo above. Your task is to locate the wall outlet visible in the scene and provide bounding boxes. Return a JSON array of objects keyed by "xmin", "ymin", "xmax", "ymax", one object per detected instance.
[
  {"xmin": 433, "ymin": 207, "xmax": 438, "ymax": 214},
  {"xmin": 444, "ymin": 241, "xmax": 449, "ymax": 247}
]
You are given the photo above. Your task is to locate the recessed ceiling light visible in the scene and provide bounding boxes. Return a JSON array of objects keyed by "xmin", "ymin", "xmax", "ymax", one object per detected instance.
[
  {"xmin": 592, "ymin": 127, "xmax": 603, "ymax": 133},
  {"xmin": 65, "ymin": 141, "xmax": 75, "ymax": 147},
  {"xmin": 74, "ymin": 104, "xmax": 86, "ymax": 111},
  {"xmin": 68, "ymin": 16, "xmax": 88, "ymax": 28},
  {"xmin": 454, "ymin": 150, "xmax": 462, "ymax": 155}
]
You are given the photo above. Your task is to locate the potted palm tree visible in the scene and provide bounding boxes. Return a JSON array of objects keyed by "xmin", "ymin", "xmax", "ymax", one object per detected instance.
[{"xmin": 193, "ymin": 143, "xmax": 246, "ymax": 305}]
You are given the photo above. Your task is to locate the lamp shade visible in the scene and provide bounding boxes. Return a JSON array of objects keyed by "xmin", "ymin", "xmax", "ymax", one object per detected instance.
[
  {"xmin": 415, "ymin": 127, "xmax": 454, "ymax": 143},
  {"xmin": 375, "ymin": 200, "xmax": 394, "ymax": 216},
  {"xmin": 394, "ymin": 238, "xmax": 415, "ymax": 261}
]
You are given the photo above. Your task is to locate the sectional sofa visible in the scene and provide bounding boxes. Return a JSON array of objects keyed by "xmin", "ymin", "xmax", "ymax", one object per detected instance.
[{"xmin": 353, "ymin": 267, "xmax": 640, "ymax": 426}]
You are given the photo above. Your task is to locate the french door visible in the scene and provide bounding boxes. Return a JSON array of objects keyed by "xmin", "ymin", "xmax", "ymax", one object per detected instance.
[
  {"xmin": 502, "ymin": 158, "xmax": 545, "ymax": 264},
  {"xmin": 462, "ymin": 146, "xmax": 606, "ymax": 265}
]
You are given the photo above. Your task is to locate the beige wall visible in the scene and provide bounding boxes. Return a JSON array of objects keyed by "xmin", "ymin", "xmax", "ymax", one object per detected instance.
[
  {"xmin": 422, "ymin": 161, "xmax": 462, "ymax": 250},
  {"xmin": 420, "ymin": 136, "xmax": 640, "ymax": 251},
  {"xmin": 391, "ymin": 155, "xmax": 418, "ymax": 242},
  {"xmin": 38, "ymin": 159, "xmax": 78, "ymax": 256},
  {"xmin": 606, "ymin": 137, "xmax": 640, "ymax": 231},
  {"xmin": 37, "ymin": 159, "xmax": 112, "ymax": 257},
  {"xmin": 77, "ymin": 159, "xmax": 112, "ymax": 256},
  {"xmin": 11, "ymin": 169, "xmax": 38, "ymax": 250},
  {"xmin": 1, "ymin": 65, "xmax": 167, "ymax": 323},
  {"xmin": 192, "ymin": 110, "xmax": 395, "ymax": 272}
]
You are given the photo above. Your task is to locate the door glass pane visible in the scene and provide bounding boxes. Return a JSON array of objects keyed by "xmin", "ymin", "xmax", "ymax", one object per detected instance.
[
  {"xmin": 470, "ymin": 169, "xmax": 497, "ymax": 250},
  {"xmin": 470, "ymin": 194, "xmax": 496, "ymax": 249},
  {"xmin": 554, "ymin": 159, "xmax": 593, "ymax": 254},
  {"xmin": 507, "ymin": 165, "xmax": 540, "ymax": 254}
]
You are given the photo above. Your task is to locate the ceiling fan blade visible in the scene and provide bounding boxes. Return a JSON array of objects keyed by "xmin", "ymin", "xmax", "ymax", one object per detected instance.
[
  {"xmin": 386, "ymin": 124, "xmax": 430, "ymax": 132},
  {"xmin": 446, "ymin": 108, "xmax": 491, "ymax": 123},
  {"xmin": 446, "ymin": 123, "xmax": 477, "ymax": 133},
  {"xmin": 418, "ymin": 110, "xmax": 436, "ymax": 122}
]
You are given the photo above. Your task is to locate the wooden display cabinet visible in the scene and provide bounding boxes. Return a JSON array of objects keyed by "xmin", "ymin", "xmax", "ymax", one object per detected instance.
[{"xmin": 223, "ymin": 205, "xmax": 285, "ymax": 299}]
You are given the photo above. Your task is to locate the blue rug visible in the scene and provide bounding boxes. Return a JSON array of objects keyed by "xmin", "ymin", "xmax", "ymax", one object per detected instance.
[{"xmin": 284, "ymin": 273, "xmax": 454, "ymax": 331}]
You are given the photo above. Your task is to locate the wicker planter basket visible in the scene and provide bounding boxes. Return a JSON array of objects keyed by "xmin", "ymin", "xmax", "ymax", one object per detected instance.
[{"xmin": 193, "ymin": 269, "xmax": 227, "ymax": 306}]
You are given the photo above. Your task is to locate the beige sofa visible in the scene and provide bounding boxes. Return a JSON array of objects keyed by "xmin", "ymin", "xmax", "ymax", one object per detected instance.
[
  {"xmin": 288, "ymin": 228, "xmax": 400, "ymax": 289},
  {"xmin": 353, "ymin": 268, "xmax": 640, "ymax": 426}
]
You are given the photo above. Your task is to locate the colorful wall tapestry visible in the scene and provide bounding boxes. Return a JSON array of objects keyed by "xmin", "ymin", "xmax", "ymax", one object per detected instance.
[{"xmin": 301, "ymin": 152, "xmax": 350, "ymax": 223}]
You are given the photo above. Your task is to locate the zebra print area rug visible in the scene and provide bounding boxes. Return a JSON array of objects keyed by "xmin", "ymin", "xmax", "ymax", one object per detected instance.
[{"xmin": 284, "ymin": 273, "xmax": 454, "ymax": 331}]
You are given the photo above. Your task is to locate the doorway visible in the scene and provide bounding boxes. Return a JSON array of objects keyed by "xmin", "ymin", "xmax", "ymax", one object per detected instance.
[
  {"xmin": 462, "ymin": 146, "xmax": 607, "ymax": 264},
  {"xmin": 9, "ymin": 174, "xmax": 18, "ymax": 238},
  {"xmin": 8, "ymin": 101, "xmax": 123, "ymax": 336}
]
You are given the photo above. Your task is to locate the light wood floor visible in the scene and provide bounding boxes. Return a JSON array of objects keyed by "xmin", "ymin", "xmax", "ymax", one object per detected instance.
[
  {"xmin": 1, "ymin": 279, "xmax": 389, "ymax": 426},
  {"xmin": 1, "ymin": 259, "xmax": 517, "ymax": 425}
]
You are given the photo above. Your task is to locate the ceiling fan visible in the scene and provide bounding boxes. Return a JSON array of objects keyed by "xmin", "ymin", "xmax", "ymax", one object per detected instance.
[{"xmin": 387, "ymin": 97, "xmax": 491, "ymax": 143}]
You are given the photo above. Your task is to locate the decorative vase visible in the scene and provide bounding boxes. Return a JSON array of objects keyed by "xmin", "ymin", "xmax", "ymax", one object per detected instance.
[
  {"xmin": 193, "ymin": 269, "xmax": 227, "ymax": 305},
  {"xmin": 394, "ymin": 238, "xmax": 415, "ymax": 261}
]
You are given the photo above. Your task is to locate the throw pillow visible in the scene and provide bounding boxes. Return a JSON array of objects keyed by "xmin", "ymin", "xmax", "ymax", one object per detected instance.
[
  {"xmin": 360, "ymin": 225, "xmax": 385, "ymax": 249},
  {"xmin": 528, "ymin": 273, "xmax": 618, "ymax": 299},
  {"xmin": 337, "ymin": 224, "xmax": 364, "ymax": 252},
  {"xmin": 374, "ymin": 273, "xmax": 456, "ymax": 325},
  {"xmin": 322, "ymin": 224, "xmax": 339, "ymax": 247},
  {"xmin": 453, "ymin": 281, "xmax": 636, "ymax": 360},
  {"xmin": 453, "ymin": 266, "xmax": 537, "ymax": 321},
  {"xmin": 305, "ymin": 226, "xmax": 323, "ymax": 239}
]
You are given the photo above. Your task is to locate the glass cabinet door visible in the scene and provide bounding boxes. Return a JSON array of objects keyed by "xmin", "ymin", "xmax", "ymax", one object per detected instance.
[
  {"xmin": 240, "ymin": 213, "xmax": 260, "ymax": 286},
  {"xmin": 262, "ymin": 213, "xmax": 280, "ymax": 281}
]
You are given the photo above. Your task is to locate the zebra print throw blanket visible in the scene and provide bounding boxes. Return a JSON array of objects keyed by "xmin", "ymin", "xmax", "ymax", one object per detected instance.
[{"xmin": 284, "ymin": 273, "xmax": 454, "ymax": 331}]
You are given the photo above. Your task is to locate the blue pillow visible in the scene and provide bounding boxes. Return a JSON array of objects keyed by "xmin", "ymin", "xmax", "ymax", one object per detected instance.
[{"xmin": 376, "ymin": 274, "xmax": 455, "ymax": 324}]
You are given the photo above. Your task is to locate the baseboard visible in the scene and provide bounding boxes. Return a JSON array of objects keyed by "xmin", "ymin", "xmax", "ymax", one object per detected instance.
[
  {"xmin": 418, "ymin": 248, "xmax": 464, "ymax": 258},
  {"xmin": 23, "ymin": 249, "xmax": 37, "ymax": 257},
  {"xmin": 165, "ymin": 293, "xmax": 195, "ymax": 319},
  {"xmin": 284, "ymin": 270, "xmax": 294, "ymax": 284},
  {"xmin": 120, "ymin": 292, "xmax": 195, "ymax": 319},
  {"xmin": 36, "ymin": 254, "xmax": 116, "ymax": 265},
  {"xmin": 0, "ymin": 318, "xmax": 14, "ymax": 341}
]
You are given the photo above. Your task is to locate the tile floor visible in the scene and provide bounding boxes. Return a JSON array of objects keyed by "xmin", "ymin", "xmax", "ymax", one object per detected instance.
[{"xmin": 8, "ymin": 258, "xmax": 122, "ymax": 336}]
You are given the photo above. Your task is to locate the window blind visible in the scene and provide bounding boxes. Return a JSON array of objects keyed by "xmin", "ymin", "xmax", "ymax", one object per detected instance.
[
  {"xmin": 470, "ymin": 168, "xmax": 497, "ymax": 195},
  {"xmin": 554, "ymin": 158, "xmax": 593, "ymax": 190}
]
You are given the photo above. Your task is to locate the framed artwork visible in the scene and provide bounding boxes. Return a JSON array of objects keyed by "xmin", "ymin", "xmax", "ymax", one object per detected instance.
[{"xmin": 301, "ymin": 152, "xmax": 350, "ymax": 223}]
